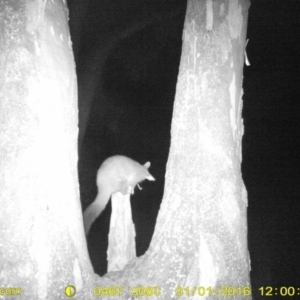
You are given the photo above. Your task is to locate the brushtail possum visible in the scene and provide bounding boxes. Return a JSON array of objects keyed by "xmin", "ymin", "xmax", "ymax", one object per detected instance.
[{"xmin": 83, "ymin": 155, "xmax": 155, "ymax": 235}]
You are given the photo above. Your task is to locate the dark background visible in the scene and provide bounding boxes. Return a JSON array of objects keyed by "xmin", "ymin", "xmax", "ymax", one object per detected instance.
[
  {"xmin": 242, "ymin": 0, "xmax": 300, "ymax": 297},
  {"xmin": 67, "ymin": 1, "xmax": 300, "ymax": 298}
]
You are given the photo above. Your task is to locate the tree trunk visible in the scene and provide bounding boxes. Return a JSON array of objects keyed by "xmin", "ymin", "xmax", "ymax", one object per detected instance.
[
  {"xmin": 0, "ymin": 0, "xmax": 251, "ymax": 298},
  {"xmin": 104, "ymin": 0, "xmax": 251, "ymax": 299},
  {"xmin": 0, "ymin": 0, "xmax": 93, "ymax": 298},
  {"xmin": 107, "ymin": 193, "xmax": 136, "ymax": 272}
]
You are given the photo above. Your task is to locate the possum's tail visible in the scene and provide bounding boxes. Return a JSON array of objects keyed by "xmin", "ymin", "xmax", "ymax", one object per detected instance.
[{"xmin": 83, "ymin": 193, "xmax": 109, "ymax": 235}]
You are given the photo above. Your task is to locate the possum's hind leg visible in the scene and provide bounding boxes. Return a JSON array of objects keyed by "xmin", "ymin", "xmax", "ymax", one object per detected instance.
[{"xmin": 119, "ymin": 179, "xmax": 132, "ymax": 195}]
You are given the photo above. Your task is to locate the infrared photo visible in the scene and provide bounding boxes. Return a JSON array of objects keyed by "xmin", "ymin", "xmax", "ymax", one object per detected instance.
[{"xmin": 0, "ymin": 0, "xmax": 299, "ymax": 299}]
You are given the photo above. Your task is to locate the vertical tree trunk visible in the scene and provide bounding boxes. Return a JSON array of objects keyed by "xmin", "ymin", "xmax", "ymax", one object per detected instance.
[
  {"xmin": 105, "ymin": 0, "xmax": 251, "ymax": 299},
  {"xmin": 0, "ymin": 0, "xmax": 251, "ymax": 297},
  {"xmin": 107, "ymin": 193, "xmax": 136, "ymax": 272},
  {"xmin": 0, "ymin": 0, "xmax": 93, "ymax": 298},
  {"xmin": 151, "ymin": 0, "xmax": 251, "ymax": 291}
]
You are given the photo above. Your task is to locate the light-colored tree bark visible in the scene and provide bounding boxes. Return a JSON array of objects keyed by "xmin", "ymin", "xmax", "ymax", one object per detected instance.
[
  {"xmin": 107, "ymin": 193, "xmax": 136, "ymax": 272},
  {"xmin": 104, "ymin": 0, "xmax": 251, "ymax": 299},
  {"xmin": 0, "ymin": 0, "xmax": 250, "ymax": 298},
  {"xmin": 0, "ymin": 0, "xmax": 93, "ymax": 298}
]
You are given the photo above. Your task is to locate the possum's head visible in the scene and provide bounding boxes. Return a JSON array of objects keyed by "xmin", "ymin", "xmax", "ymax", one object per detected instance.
[
  {"xmin": 142, "ymin": 161, "xmax": 155, "ymax": 181},
  {"xmin": 122, "ymin": 161, "xmax": 155, "ymax": 195}
]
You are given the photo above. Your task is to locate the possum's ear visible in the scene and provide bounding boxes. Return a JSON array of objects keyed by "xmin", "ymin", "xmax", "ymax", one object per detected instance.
[{"xmin": 144, "ymin": 161, "xmax": 151, "ymax": 169}]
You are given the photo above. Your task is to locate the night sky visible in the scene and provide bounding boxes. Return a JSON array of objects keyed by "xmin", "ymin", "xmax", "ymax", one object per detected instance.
[
  {"xmin": 68, "ymin": 1, "xmax": 300, "ymax": 297},
  {"xmin": 243, "ymin": 0, "xmax": 300, "ymax": 297}
]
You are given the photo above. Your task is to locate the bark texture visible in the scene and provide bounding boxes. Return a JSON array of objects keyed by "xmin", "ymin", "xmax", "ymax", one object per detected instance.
[
  {"xmin": 104, "ymin": 0, "xmax": 251, "ymax": 299},
  {"xmin": 107, "ymin": 193, "xmax": 136, "ymax": 272},
  {"xmin": 0, "ymin": 0, "xmax": 93, "ymax": 298}
]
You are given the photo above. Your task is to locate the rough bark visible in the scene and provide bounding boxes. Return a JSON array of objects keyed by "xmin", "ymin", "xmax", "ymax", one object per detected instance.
[
  {"xmin": 107, "ymin": 193, "xmax": 136, "ymax": 272},
  {"xmin": 0, "ymin": 0, "xmax": 251, "ymax": 298},
  {"xmin": 0, "ymin": 0, "xmax": 93, "ymax": 298},
  {"xmin": 103, "ymin": 0, "xmax": 251, "ymax": 299}
]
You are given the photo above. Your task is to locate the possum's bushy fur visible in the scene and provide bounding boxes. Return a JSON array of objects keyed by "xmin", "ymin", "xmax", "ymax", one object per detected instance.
[{"xmin": 83, "ymin": 155, "xmax": 155, "ymax": 235}]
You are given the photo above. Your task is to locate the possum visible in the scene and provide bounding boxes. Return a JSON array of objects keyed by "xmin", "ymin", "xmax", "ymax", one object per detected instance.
[{"xmin": 83, "ymin": 155, "xmax": 155, "ymax": 235}]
